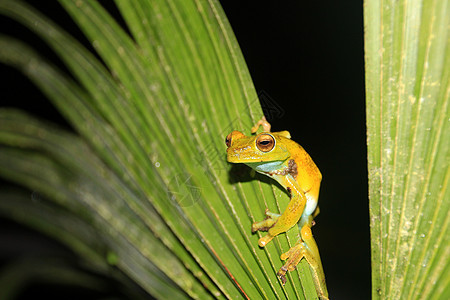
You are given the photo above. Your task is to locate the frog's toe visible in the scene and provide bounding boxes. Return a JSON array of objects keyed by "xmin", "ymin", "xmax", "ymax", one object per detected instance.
[
  {"xmin": 280, "ymin": 243, "xmax": 304, "ymax": 271},
  {"xmin": 251, "ymin": 221, "xmax": 274, "ymax": 232},
  {"xmin": 264, "ymin": 209, "xmax": 281, "ymax": 219},
  {"xmin": 252, "ymin": 210, "xmax": 281, "ymax": 232},
  {"xmin": 276, "ymin": 266, "xmax": 288, "ymax": 285},
  {"xmin": 258, "ymin": 234, "xmax": 274, "ymax": 247}
]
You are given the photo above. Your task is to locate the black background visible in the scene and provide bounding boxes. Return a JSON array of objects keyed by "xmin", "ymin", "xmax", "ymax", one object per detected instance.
[{"xmin": 0, "ymin": 1, "xmax": 369, "ymax": 299}]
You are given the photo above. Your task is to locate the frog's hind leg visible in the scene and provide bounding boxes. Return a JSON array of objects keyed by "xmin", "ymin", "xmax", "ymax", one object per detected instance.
[{"xmin": 277, "ymin": 224, "xmax": 328, "ymax": 299}]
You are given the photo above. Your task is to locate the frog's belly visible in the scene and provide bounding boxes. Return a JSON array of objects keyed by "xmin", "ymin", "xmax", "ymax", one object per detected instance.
[{"xmin": 304, "ymin": 194, "xmax": 318, "ymax": 217}]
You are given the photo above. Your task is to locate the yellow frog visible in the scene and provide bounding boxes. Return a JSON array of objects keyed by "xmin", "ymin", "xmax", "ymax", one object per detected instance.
[{"xmin": 225, "ymin": 117, "xmax": 328, "ymax": 299}]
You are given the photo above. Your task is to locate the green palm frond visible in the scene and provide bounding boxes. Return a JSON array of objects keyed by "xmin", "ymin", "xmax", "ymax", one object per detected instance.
[
  {"xmin": 0, "ymin": 0, "xmax": 319, "ymax": 298},
  {"xmin": 365, "ymin": 0, "xmax": 449, "ymax": 299}
]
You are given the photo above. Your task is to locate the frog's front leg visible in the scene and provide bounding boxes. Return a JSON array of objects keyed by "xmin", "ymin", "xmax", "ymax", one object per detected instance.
[
  {"xmin": 253, "ymin": 180, "xmax": 307, "ymax": 247},
  {"xmin": 277, "ymin": 224, "xmax": 328, "ymax": 299}
]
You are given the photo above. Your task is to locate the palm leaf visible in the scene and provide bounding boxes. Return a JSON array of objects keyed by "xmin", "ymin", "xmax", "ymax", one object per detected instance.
[
  {"xmin": 364, "ymin": 0, "xmax": 449, "ymax": 299},
  {"xmin": 0, "ymin": 0, "xmax": 320, "ymax": 298}
]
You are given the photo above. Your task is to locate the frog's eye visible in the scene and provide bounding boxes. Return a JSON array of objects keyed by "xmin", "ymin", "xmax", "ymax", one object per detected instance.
[
  {"xmin": 256, "ymin": 134, "xmax": 275, "ymax": 152},
  {"xmin": 225, "ymin": 133, "xmax": 232, "ymax": 147}
]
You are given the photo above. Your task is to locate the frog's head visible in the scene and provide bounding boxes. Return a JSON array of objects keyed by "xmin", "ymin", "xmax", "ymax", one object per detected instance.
[{"xmin": 225, "ymin": 130, "xmax": 290, "ymax": 164}]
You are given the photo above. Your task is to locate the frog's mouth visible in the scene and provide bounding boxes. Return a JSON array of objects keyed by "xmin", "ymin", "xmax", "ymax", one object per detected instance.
[{"xmin": 226, "ymin": 146, "xmax": 253, "ymax": 163}]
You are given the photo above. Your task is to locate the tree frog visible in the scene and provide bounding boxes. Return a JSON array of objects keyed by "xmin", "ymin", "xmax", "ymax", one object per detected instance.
[{"xmin": 225, "ymin": 117, "xmax": 328, "ymax": 299}]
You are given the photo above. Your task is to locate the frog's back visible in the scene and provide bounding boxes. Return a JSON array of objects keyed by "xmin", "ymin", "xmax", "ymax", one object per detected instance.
[{"xmin": 282, "ymin": 137, "xmax": 322, "ymax": 202}]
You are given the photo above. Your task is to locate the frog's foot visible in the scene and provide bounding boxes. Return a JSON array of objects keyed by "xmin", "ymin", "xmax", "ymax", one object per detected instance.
[
  {"xmin": 277, "ymin": 226, "xmax": 329, "ymax": 299},
  {"xmin": 251, "ymin": 116, "xmax": 271, "ymax": 133},
  {"xmin": 277, "ymin": 242, "xmax": 307, "ymax": 285},
  {"xmin": 252, "ymin": 209, "xmax": 281, "ymax": 247}
]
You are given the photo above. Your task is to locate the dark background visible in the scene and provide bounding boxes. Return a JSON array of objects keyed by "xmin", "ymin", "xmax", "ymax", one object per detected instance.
[
  {"xmin": 0, "ymin": 1, "xmax": 368, "ymax": 299},
  {"xmin": 221, "ymin": 2, "xmax": 369, "ymax": 299}
]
